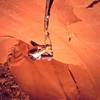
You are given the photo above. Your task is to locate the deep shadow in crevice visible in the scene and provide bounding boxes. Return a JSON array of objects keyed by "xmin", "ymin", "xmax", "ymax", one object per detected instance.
[
  {"xmin": 86, "ymin": 0, "xmax": 100, "ymax": 8},
  {"xmin": 45, "ymin": 0, "xmax": 54, "ymax": 16}
]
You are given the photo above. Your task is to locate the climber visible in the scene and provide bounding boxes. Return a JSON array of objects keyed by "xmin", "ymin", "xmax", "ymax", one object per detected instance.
[{"xmin": 28, "ymin": 41, "xmax": 53, "ymax": 61}]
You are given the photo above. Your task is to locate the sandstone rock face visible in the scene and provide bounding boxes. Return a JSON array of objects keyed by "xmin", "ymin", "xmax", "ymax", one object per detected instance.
[
  {"xmin": 69, "ymin": 0, "xmax": 94, "ymax": 7},
  {"xmin": 0, "ymin": 0, "xmax": 100, "ymax": 99}
]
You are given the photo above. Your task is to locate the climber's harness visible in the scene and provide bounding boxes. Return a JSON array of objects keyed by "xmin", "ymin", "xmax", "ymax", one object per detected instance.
[{"xmin": 28, "ymin": 0, "xmax": 53, "ymax": 61}]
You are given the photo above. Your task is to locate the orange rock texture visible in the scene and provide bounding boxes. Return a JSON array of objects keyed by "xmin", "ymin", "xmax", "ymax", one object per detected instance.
[{"xmin": 0, "ymin": 0, "xmax": 100, "ymax": 99}]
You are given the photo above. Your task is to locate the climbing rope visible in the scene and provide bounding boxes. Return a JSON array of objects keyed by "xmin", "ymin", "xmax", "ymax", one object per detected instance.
[{"xmin": 44, "ymin": 0, "xmax": 53, "ymax": 31}]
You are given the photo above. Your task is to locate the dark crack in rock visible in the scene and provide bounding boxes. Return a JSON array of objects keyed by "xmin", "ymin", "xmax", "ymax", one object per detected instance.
[{"xmin": 87, "ymin": 0, "xmax": 100, "ymax": 8}]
